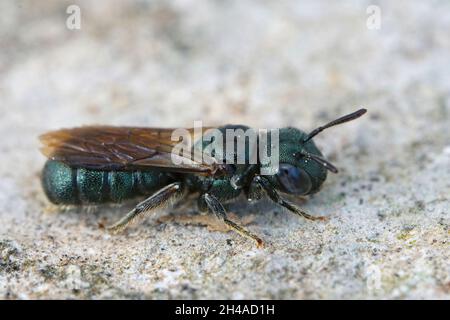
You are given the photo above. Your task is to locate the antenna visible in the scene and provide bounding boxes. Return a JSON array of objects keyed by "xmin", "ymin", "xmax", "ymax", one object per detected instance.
[
  {"xmin": 294, "ymin": 150, "xmax": 338, "ymax": 173},
  {"xmin": 303, "ymin": 108, "xmax": 367, "ymax": 143},
  {"xmin": 297, "ymin": 151, "xmax": 339, "ymax": 173}
]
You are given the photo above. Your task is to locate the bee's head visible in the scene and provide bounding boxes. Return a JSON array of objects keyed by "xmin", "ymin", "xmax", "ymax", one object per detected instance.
[{"xmin": 264, "ymin": 109, "xmax": 367, "ymax": 195}]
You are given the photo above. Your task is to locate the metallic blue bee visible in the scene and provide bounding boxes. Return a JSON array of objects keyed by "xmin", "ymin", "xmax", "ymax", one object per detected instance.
[{"xmin": 40, "ymin": 109, "xmax": 366, "ymax": 247}]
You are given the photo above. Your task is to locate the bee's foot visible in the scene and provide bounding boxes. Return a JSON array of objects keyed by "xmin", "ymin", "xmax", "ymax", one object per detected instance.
[{"xmin": 255, "ymin": 238, "xmax": 265, "ymax": 248}]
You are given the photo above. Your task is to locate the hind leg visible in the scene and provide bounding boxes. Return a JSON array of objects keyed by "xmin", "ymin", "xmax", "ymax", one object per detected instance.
[{"xmin": 107, "ymin": 182, "xmax": 185, "ymax": 233}]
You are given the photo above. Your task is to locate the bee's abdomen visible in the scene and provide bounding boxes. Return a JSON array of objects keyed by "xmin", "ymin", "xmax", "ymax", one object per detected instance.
[{"xmin": 41, "ymin": 160, "xmax": 172, "ymax": 205}]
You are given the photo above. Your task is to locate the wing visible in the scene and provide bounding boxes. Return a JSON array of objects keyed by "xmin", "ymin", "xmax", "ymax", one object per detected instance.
[{"xmin": 39, "ymin": 126, "xmax": 223, "ymax": 175}]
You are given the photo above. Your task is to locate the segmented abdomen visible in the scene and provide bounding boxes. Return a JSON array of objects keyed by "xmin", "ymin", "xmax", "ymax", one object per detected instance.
[{"xmin": 42, "ymin": 160, "xmax": 173, "ymax": 205}]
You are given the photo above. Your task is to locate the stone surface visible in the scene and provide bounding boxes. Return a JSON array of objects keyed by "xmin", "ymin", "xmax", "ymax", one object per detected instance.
[{"xmin": 0, "ymin": 0, "xmax": 449, "ymax": 299}]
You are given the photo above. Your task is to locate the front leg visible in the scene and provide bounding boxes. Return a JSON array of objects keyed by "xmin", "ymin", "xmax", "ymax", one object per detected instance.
[
  {"xmin": 201, "ymin": 193, "xmax": 264, "ymax": 248},
  {"xmin": 255, "ymin": 176, "xmax": 327, "ymax": 221}
]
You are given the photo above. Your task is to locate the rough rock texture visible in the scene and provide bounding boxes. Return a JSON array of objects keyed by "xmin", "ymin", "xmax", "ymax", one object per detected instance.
[{"xmin": 0, "ymin": 1, "xmax": 449, "ymax": 299}]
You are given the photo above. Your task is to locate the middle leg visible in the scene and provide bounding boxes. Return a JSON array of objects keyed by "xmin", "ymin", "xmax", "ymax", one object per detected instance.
[{"xmin": 202, "ymin": 193, "xmax": 264, "ymax": 247}]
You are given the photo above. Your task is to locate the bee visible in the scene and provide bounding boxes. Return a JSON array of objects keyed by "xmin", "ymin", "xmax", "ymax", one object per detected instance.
[{"xmin": 39, "ymin": 108, "xmax": 366, "ymax": 247}]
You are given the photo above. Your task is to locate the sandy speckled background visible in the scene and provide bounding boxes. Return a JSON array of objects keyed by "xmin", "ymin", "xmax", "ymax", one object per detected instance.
[{"xmin": 0, "ymin": 0, "xmax": 449, "ymax": 299}]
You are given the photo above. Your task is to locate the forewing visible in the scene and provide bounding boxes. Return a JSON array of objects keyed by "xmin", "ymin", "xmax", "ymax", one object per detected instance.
[{"xmin": 39, "ymin": 126, "xmax": 219, "ymax": 175}]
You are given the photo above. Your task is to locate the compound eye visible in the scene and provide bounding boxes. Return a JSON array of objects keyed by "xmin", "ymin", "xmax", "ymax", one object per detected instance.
[{"xmin": 276, "ymin": 163, "xmax": 312, "ymax": 195}]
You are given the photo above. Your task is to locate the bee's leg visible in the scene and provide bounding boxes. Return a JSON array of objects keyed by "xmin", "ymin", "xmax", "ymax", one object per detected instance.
[
  {"xmin": 255, "ymin": 176, "xmax": 327, "ymax": 221},
  {"xmin": 201, "ymin": 193, "xmax": 264, "ymax": 248},
  {"xmin": 230, "ymin": 164, "xmax": 258, "ymax": 190},
  {"xmin": 107, "ymin": 182, "xmax": 184, "ymax": 233},
  {"xmin": 245, "ymin": 175, "xmax": 264, "ymax": 202}
]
